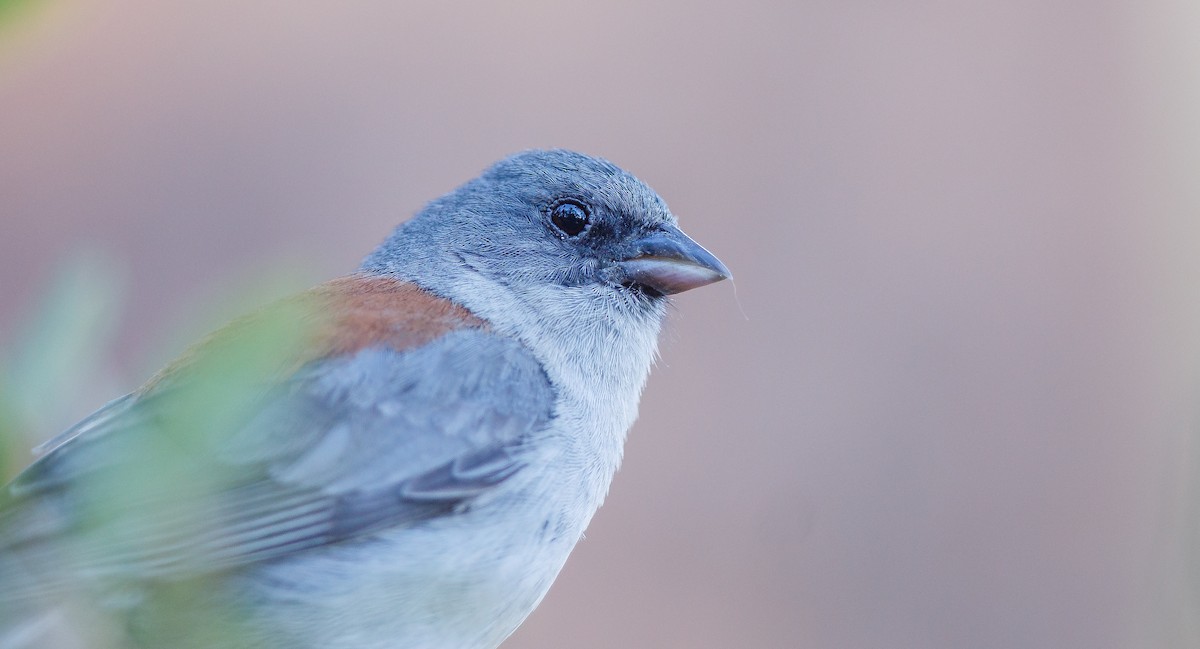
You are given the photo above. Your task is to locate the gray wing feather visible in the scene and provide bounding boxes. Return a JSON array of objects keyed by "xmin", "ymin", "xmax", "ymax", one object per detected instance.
[{"xmin": 0, "ymin": 329, "xmax": 553, "ymax": 592}]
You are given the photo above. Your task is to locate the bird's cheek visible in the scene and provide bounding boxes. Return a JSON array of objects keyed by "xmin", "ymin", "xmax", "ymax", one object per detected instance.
[{"xmin": 595, "ymin": 264, "xmax": 627, "ymax": 286}]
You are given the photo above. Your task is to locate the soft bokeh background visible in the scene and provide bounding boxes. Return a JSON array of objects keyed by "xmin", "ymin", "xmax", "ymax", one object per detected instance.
[{"xmin": 3, "ymin": 1, "xmax": 1200, "ymax": 647}]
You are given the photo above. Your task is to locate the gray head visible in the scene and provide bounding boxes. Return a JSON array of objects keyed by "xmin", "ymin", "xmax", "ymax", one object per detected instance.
[{"xmin": 361, "ymin": 149, "xmax": 728, "ymax": 349}]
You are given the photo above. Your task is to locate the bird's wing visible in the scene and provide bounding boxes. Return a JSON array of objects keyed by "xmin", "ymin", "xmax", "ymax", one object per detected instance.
[{"xmin": 0, "ymin": 280, "xmax": 555, "ymax": 595}]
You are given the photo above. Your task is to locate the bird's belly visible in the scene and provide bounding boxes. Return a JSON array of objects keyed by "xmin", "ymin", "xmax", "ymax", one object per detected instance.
[{"xmin": 241, "ymin": 493, "xmax": 584, "ymax": 649}]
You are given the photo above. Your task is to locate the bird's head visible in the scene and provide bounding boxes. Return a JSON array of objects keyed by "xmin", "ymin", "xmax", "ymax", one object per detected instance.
[{"xmin": 362, "ymin": 149, "xmax": 729, "ymax": 349}]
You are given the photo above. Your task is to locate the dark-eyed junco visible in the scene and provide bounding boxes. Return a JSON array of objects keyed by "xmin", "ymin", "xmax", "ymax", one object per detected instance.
[{"xmin": 0, "ymin": 149, "xmax": 728, "ymax": 649}]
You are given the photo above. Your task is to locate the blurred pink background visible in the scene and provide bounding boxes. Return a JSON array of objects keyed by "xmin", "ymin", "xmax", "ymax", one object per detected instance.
[{"xmin": 4, "ymin": 1, "xmax": 1200, "ymax": 647}]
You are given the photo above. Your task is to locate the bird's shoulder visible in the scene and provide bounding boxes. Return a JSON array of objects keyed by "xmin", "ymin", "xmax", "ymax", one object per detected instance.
[
  {"xmin": 141, "ymin": 274, "xmax": 490, "ymax": 393},
  {"xmin": 30, "ymin": 274, "xmax": 496, "ymax": 460},
  {"xmin": 0, "ymin": 275, "xmax": 557, "ymax": 586}
]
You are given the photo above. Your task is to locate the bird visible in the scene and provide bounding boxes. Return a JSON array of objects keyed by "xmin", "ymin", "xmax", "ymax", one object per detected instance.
[{"xmin": 0, "ymin": 149, "xmax": 729, "ymax": 649}]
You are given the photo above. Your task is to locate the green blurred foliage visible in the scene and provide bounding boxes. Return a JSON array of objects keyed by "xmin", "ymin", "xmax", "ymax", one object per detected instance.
[
  {"xmin": 1, "ymin": 251, "xmax": 125, "ymax": 478},
  {"xmin": 0, "ymin": 0, "xmax": 47, "ymax": 29},
  {"xmin": 0, "ymin": 389, "xmax": 16, "ymax": 482},
  {"xmin": 139, "ymin": 258, "xmax": 322, "ymax": 380},
  {"xmin": 0, "ymin": 253, "xmax": 324, "ymax": 648}
]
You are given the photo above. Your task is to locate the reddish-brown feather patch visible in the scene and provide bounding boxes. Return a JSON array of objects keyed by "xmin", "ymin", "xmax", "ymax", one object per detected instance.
[
  {"xmin": 311, "ymin": 275, "xmax": 488, "ymax": 357},
  {"xmin": 138, "ymin": 275, "xmax": 488, "ymax": 395}
]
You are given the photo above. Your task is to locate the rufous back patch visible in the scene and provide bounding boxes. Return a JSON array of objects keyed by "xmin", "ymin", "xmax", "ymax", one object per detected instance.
[
  {"xmin": 312, "ymin": 275, "xmax": 488, "ymax": 357},
  {"xmin": 138, "ymin": 275, "xmax": 489, "ymax": 394}
]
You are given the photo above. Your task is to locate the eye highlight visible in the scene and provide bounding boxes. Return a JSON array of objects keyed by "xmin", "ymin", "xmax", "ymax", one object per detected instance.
[{"xmin": 549, "ymin": 200, "xmax": 591, "ymax": 238}]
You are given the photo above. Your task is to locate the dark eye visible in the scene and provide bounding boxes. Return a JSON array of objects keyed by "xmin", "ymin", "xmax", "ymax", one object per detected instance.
[{"xmin": 549, "ymin": 200, "xmax": 590, "ymax": 237}]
